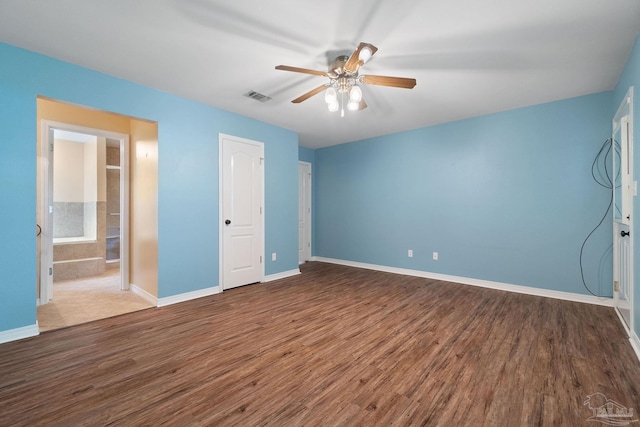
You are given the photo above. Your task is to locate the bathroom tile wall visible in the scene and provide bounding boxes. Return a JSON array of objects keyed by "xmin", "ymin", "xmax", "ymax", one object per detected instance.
[
  {"xmin": 53, "ymin": 201, "xmax": 106, "ymax": 281},
  {"xmin": 53, "ymin": 202, "xmax": 85, "ymax": 238}
]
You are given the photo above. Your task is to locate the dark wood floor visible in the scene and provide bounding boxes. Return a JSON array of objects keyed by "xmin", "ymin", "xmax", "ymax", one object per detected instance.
[{"xmin": 1, "ymin": 262, "xmax": 639, "ymax": 426}]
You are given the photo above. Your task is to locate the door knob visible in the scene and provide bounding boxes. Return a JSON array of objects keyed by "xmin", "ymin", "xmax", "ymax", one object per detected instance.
[
  {"xmin": 621, "ymin": 230, "xmax": 630, "ymax": 237},
  {"xmin": 225, "ymin": 219, "xmax": 231, "ymax": 225}
]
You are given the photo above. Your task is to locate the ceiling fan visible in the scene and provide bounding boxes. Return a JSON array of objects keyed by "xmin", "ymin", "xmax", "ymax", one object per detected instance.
[{"xmin": 275, "ymin": 42, "xmax": 417, "ymax": 116}]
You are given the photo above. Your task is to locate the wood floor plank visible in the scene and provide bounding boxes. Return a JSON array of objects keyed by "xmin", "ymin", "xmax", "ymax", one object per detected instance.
[{"xmin": 1, "ymin": 261, "xmax": 639, "ymax": 426}]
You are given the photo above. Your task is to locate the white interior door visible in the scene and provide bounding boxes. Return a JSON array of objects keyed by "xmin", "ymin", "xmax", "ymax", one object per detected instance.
[
  {"xmin": 298, "ymin": 162, "xmax": 311, "ymax": 264},
  {"xmin": 221, "ymin": 134, "xmax": 264, "ymax": 289},
  {"xmin": 612, "ymin": 88, "xmax": 634, "ymax": 334}
]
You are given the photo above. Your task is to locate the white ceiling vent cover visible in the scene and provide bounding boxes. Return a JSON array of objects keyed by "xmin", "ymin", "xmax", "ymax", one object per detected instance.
[{"xmin": 243, "ymin": 90, "xmax": 272, "ymax": 103}]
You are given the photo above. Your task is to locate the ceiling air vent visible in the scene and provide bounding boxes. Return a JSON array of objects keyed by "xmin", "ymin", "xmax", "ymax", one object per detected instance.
[{"xmin": 243, "ymin": 90, "xmax": 272, "ymax": 103}]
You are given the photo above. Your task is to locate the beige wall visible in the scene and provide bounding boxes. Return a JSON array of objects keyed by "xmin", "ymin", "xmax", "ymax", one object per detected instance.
[
  {"xmin": 130, "ymin": 120, "xmax": 159, "ymax": 298},
  {"xmin": 51, "ymin": 136, "xmax": 102, "ymax": 202},
  {"xmin": 53, "ymin": 139, "xmax": 86, "ymax": 202},
  {"xmin": 37, "ymin": 97, "xmax": 159, "ymax": 298}
]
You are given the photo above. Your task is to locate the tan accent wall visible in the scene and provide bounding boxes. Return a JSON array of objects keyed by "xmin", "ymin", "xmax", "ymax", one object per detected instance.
[
  {"xmin": 37, "ymin": 97, "xmax": 159, "ymax": 297},
  {"xmin": 130, "ymin": 120, "xmax": 159, "ymax": 297},
  {"xmin": 37, "ymin": 97, "xmax": 131, "ymax": 134}
]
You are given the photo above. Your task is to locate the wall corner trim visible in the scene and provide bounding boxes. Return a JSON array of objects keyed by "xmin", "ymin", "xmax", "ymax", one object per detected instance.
[
  {"xmin": 311, "ymin": 257, "xmax": 614, "ymax": 307},
  {"xmin": 263, "ymin": 269, "xmax": 301, "ymax": 282},
  {"xmin": 157, "ymin": 286, "xmax": 221, "ymax": 307},
  {"xmin": 131, "ymin": 284, "xmax": 158, "ymax": 306},
  {"xmin": 0, "ymin": 323, "xmax": 40, "ymax": 345}
]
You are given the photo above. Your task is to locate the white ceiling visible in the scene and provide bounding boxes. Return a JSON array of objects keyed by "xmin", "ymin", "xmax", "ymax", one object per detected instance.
[{"xmin": 1, "ymin": 0, "xmax": 639, "ymax": 148}]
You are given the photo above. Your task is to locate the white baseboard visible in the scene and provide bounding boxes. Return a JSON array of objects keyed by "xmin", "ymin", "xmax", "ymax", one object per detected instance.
[
  {"xmin": 157, "ymin": 286, "xmax": 221, "ymax": 307},
  {"xmin": 631, "ymin": 331, "xmax": 640, "ymax": 363},
  {"xmin": 131, "ymin": 284, "xmax": 158, "ymax": 306},
  {"xmin": 263, "ymin": 269, "xmax": 301, "ymax": 282},
  {"xmin": 312, "ymin": 257, "xmax": 614, "ymax": 307},
  {"xmin": 0, "ymin": 323, "xmax": 40, "ymax": 344}
]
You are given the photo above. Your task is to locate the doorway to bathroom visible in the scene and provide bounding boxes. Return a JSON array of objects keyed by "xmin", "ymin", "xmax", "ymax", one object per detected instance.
[{"xmin": 36, "ymin": 122, "xmax": 151, "ymax": 331}]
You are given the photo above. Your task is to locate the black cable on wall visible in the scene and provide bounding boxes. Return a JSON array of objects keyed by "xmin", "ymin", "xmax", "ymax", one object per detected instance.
[{"xmin": 579, "ymin": 137, "xmax": 619, "ymax": 297}]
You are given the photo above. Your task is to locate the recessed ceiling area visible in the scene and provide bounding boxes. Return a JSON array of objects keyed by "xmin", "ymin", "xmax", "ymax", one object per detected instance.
[{"xmin": 1, "ymin": 0, "xmax": 639, "ymax": 148}]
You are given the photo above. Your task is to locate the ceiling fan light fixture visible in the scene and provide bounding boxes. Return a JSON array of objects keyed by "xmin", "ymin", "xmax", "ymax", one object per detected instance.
[
  {"xmin": 275, "ymin": 42, "xmax": 414, "ymax": 115},
  {"xmin": 359, "ymin": 46, "xmax": 373, "ymax": 63},
  {"xmin": 324, "ymin": 87, "xmax": 337, "ymax": 103},
  {"xmin": 349, "ymin": 85, "xmax": 363, "ymax": 102}
]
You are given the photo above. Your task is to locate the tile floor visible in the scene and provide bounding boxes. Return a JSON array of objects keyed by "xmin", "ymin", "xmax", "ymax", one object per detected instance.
[{"xmin": 37, "ymin": 269, "xmax": 155, "ymax": 332}]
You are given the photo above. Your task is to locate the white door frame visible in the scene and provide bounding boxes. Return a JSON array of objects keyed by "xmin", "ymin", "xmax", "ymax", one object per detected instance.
[
  {"xmin": 218, "ymin": 133, "xmax": 265, "ymax": 290},
  {"xmin": 298, "ymin": 161, "xmax": 312, "ymax": 264},
  {"xmin": 39, "ymin": 120, "xmax": 130, "ymax": 305},
  {"xmin": 612, "ymin": 86, "xmax": 635, "ymax": 336}
]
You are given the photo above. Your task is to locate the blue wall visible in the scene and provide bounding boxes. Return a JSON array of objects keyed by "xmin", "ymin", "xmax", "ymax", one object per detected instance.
[
  {"xmin": 0, "ymin": 42, "xmax": 298, "ymax": 332},
  {"xmin": 1, "ymin": 35, "xmax": 632, "ymax": 336},
  {"xmin": 298, "ymin": 146, "xmax": 315, "ymax": 164},
  {"xmin": 614, "ymin": 32, "xmax": 640, "ymax": 335},
  {"xmin": 314, "ymin": 92, "xmax": 613, "ymax": 295}
]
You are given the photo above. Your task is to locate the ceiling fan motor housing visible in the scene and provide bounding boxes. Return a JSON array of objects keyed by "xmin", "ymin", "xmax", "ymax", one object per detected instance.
[
  {"xmin": 328, "ymin": 55, "xmax": 359, "ymax": 93},
  {"xmin": 328, "ymin": 55, "xmax": 351, "ymax": 78}
]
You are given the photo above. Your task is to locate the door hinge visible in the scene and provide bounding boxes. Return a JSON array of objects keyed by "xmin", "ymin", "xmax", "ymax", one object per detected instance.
[
  {"xmin": 49, "ymin": 143, "xmax": 54, "ymax": 152},
  {"xmin": 49, "ymin": 267, "xmax": 53, "ymax": 276},
  {"xmin": 260, "ymin": 207, "xmax": 262, "ymax": 214},
  {"xmin": 308, "ymin": 242, "xmax": 310, "ymax": 248},
  {"xmin": 260, "ymin": 256, "xmax": 262, "ymax": 264},
  {"xmin": 614, "ymin": 281, "xmax": 620, "ymax": 292}
]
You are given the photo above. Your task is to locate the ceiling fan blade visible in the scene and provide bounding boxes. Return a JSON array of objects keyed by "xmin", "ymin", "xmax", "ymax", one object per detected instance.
[
  {"xmin": 344, "ymin": 42, "xmax": 378, "ymax": 73},
  {"xmin": 357, "ymin": 99, "xmax": 368, "ymax": 110},
  {"xmin": 275, "ymin": 65, "xmax": 327, "ymax": 77},
  {"xmin": 292, "ymin": 84, "xmax": 328, "ymax": 103},
  {"xmin": 361, "ymin": 74, "xmax": 416, "ymax": 89}
]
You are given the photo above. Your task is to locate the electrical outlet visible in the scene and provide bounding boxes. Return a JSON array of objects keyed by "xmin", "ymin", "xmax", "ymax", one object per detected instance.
[
  {"xmin": 272, "ymin": 252, "xmax": 277, "ymax": 261},
  {"xmin": 433, "ymin": 252, "xmax": 438, "ymax": 260},
  {"xmin": 408, "ymin": 249, "xmax": 413, "ymax": 258}
]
